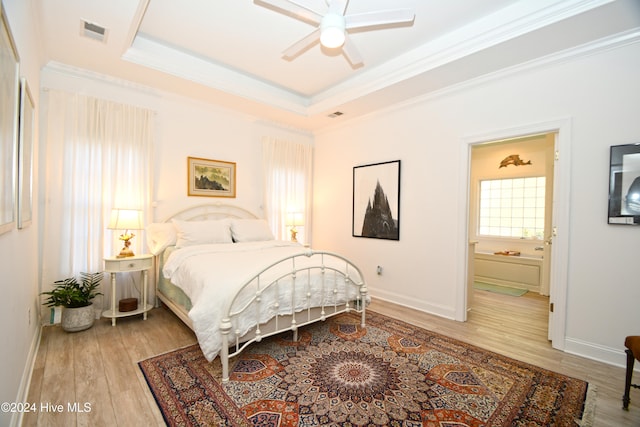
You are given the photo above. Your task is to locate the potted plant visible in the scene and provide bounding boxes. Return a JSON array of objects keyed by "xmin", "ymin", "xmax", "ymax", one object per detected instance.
[{"xmin": 41, "ymin": 272, "xmax": 104, "ymax": 332}]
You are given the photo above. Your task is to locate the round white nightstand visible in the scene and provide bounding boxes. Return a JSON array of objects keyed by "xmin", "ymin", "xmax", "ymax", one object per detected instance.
[{"xmin": 102, "ymin": 254, "xmax": 153, "ymax": 326}]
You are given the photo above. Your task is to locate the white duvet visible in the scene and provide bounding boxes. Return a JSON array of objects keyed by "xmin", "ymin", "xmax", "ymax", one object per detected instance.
[{"xmin": 162, "ymin": 240, "xmax": 364, "ymax": 362}]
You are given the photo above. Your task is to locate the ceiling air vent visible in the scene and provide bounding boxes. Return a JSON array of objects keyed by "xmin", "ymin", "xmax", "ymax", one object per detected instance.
[
  {"xmin": 80, "ymin": 19, "xmax": 108, "ymax": 43},
  {"xmin": 327, "ymin": 111, "xmax": 344, "ymax": 118}
]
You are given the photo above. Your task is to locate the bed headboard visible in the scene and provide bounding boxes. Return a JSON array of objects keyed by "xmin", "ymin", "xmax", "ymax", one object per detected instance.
[{"xmin": 162, "ymin": 203, "xmax": 259, "ymax": 222}]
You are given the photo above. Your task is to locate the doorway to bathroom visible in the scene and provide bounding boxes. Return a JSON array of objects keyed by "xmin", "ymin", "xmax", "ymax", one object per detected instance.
[{"xmin": 468, "ymin": 131, "xmax": 556, "ymax": 341}]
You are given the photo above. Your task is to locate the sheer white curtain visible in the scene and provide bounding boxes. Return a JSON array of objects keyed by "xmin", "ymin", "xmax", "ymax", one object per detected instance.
[
  {"xmin": 262, "ymin": 137, "xmax": 313, "ymax": 243},
  {"xmin": 41, "ymin": 90, "xmax": 154, "ymax": 308}
]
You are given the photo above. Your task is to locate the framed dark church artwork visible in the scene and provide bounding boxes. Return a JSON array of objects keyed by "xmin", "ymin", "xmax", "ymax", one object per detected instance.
[
  {"xmin": 187, "ymin": 157, "xmax": 236, "ymax": 198},
  {"xmin": 608, "ymin": 143, "xmax": 640, "ymax": 225},
  {"xmin": 353, "ymin": 160, "xmax": 400, "ymax": 240}
]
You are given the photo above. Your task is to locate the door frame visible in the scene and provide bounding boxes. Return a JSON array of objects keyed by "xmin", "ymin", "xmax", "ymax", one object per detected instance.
[{"xmin": 456, "ymin": 118, "xmax": 571, "ymax": 350}]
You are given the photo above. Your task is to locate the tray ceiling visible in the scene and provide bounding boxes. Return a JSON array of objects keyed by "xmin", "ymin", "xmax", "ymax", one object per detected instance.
[{"xmin": 36, "ymin": 0, "xmax": 640, "ymax": 130}]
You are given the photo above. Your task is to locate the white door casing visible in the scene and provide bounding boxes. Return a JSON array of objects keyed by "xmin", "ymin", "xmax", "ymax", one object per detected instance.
[{"xmin": 457, "ymin": 118, "xmax": 571, "ymax": 350}]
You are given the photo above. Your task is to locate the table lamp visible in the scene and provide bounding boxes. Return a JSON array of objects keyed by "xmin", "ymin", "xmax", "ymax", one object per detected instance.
[
  {"xmin": 108, "ymin": 209, "xmax": 143, "ymax": 258},
  {"xmin": 286, "ymin": 212, "xmax": 304, "ymax": 243}
]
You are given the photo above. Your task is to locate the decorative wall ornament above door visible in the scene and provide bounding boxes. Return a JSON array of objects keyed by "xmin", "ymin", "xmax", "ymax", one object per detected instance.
[{"xmin": 499, "ymin": 154, "xmax": 532, "ymax": 168}]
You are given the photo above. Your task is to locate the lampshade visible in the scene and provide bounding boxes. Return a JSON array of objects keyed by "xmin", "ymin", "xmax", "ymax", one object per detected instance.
[
  {"xmin": 320, "ymin": 14, "xmax": 345, "ymax": 48},
  {"xmin": 108, "ymin": 209, "xmax": 143, "ymax": 231},
  {"xmin": 285, "ymin": 212, "xmax": 304, "ymax": 227}
]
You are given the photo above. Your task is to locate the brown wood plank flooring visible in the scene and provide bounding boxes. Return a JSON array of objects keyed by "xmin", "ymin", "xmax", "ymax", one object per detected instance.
[{"xmin": 23, "ymin": 291, "xmax": 640, "ymax": 426}]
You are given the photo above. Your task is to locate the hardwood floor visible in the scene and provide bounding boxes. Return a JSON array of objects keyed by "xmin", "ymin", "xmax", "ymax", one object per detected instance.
[
  {"xmin": 23, "ymin": 307, "xmax": 197, "ymax": 427},
  {"xmin": 23, "ymin": 290, "xmax": 640, "ymax": 426}
]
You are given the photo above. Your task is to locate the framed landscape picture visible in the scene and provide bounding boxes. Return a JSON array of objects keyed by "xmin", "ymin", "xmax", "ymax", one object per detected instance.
[
  {"xmin": 352, "ymin": 160, "xmax": 401, "ymax": 240},
  {"xmin": 187, "ymin": 157, "xmax": 236, "ymax": 198},
  {"xmin": 0, "ymin": 6, "xmax": 19, "ymax": 235}
]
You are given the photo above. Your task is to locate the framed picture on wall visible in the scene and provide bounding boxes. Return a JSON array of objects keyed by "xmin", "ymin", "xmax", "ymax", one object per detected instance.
[
  {"xmin": 0, "ymin": 6, "xmax": 20, "ymax": 235},
  {"xmin": 17, "ymin": 77, "xmax": 34, "ymax": 229},
  {"xmin": 608, "ymin": 143, "xmax": 640, "ymax": 225},
  {"xmin": 352, "ymin": 160, "xmax": 401, "ymax": 240},
  {"xmin": 187, "ymin": 156, "xmax": 236, "ymax": 198}
]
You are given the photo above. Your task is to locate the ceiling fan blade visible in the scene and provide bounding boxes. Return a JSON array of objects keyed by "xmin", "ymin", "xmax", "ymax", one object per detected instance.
[
  {"xmin": 342, "ymin": 34, "xmax": 363, "ymax": 67},
  {"xmin": 282, "ymin": 28, "xmax": 321, "ymax": 59},
  {"xmin": 255, "ymin": 0, "xmax": 322, "ymax": 25},
  {"xmin": 328, "ymin": 0, "xmax": 348, "ymax": 16},
  {"xmin": 345, "ymin": 9, "xmax": 415, "ymax": 30}
]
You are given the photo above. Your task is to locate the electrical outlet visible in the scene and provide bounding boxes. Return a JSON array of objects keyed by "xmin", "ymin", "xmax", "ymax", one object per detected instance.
[
  {"xmin": 376, "ymin": 265, "xmax": 383, "ymax": 275},
  {"xmin": 28, "ymin": 307, "xmax": 31, "ymax": 325}
]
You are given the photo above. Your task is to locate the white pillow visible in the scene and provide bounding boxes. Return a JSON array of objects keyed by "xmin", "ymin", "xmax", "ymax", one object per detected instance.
[
  {"xmin": 230, "ymin": 219, "xmax": 275, "ymax": 242},
  {"xmin": 172, "ymin": 219, "xmax": 233, "ymax": 247},
  {"xmin": 145, "ymin": 223, "xmax": 177, "ymax": 255}
]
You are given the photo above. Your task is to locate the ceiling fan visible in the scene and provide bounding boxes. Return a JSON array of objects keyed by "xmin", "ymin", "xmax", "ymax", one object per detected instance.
[{"xmin": 255, "ymin": 0, "xmax": 415, "ymax": 67}]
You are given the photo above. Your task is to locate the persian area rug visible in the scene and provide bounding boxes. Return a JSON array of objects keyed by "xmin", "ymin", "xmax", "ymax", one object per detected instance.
[{"xmin": 139, "ymin": 311, "xmax": 594, "ymax": 427}]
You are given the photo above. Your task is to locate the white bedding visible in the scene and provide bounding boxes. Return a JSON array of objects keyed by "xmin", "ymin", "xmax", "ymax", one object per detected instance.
[{"xmin": 162, "ymin": 240, "xmax": 364, "ymax": 361}]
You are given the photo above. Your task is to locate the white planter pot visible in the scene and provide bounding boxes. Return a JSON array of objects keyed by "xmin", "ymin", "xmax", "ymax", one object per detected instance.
[{"xmin": 61, "ymin": 304, "xmax": 95, "ymax": 332}]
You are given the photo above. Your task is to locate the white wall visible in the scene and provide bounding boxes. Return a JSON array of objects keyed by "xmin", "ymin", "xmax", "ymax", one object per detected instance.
[
  {"xmin": 1, "ymin": 1, "xmax": 43, "ymax": 426},
  {"xmin": 152, "ymin": 97, "xmax": 263, "ymax": 219},
  {"xmin": 313, "ymin": 41, "xmax": 640, "ymax": 366}
]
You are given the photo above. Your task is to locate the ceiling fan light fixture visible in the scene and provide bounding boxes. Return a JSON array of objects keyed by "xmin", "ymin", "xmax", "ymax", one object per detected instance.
[
  {"xmin": 320, "ymin": 14, "xmax": 345, "ymax": 48},
  {"xmin": 259, "ymin": 0, "xmax": 415, "ymax": 66}
]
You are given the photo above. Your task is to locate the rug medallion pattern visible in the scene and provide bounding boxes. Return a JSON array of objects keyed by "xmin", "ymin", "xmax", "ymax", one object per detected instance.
[{"xmin": 139, "ymin": 311, "xmax": 590, "ymax": 426}]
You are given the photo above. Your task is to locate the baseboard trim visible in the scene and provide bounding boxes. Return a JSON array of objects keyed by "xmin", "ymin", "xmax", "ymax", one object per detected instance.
[
  {"xmin": 564, "ymin": 336, "xmax": 635, "ymax": 371},
  {"xmin": 11, "ymin": 325, "xmax": 42, "ymax": 427},
  {"xmin": 369, "ymin": 288, "xmax": 457, "ymax": 320}
]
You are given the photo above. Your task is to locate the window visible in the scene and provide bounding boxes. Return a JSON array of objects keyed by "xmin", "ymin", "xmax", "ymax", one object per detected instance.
[
  {"xmin": 262, "ymin": 137, "xmax": 312, "ymax": 243},
  {"xmin": 270, "ymin": 167, "xmax": 308, "ymax": 243},
  {"xmin": 42, "ymin": 90, "xmax": 153, "ymax": 279},
  {"xmin": 478, "ymin": 177, "xmax": 545, "ymax": 239}
]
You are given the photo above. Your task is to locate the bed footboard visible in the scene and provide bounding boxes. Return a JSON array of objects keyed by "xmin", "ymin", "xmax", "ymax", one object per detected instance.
[{"xmin": 219, "ymin": 250, "xmax": 367, "ymax": 382}]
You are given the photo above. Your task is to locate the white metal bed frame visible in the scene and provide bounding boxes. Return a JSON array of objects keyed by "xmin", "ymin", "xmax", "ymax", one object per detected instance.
[{"xmin": 154, "ymin": 203, "xmax": 368, "ymax": 382}]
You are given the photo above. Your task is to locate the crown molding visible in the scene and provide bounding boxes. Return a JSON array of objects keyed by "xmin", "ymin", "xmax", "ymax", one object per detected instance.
[
  {"xmin": 42, "ymin": 60, "xmax": 162, "ymax": 97},
  {"xmin": 308, "ymin": 0, "xmax": 615, "ymax": 114},
  {"xmin": 315, "ymin": 28, "xmax": 639, "ymax": 135},
  {"xmin": 122, "ymin": 34, "xmax": 310, "ymax": 115}
]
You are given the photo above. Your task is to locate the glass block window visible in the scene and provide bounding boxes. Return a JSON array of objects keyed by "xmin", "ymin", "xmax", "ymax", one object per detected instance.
[{"xmin": 478, "ymin": 177, "xmax": 546, "ymax": 239}]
